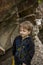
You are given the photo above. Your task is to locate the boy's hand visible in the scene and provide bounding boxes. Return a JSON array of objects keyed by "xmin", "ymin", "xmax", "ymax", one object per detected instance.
[{"xmin": 22, "ymin": 63, "xmax": 26, "ymax": 65}]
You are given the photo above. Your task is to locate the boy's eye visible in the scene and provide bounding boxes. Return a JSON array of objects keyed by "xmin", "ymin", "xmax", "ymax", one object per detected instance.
[
  {"xmin": 23, "ymin": 30, "xmax": 26, "ymax": 32},
  {"xmin": 23, "ymin": 29, "xmax": 27, "ymax": 32}
]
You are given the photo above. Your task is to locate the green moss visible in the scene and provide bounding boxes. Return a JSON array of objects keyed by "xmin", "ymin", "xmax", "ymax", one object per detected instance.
[{"xmin": 38, "ymin": 0, "xmax": 42, "ymax": 3}]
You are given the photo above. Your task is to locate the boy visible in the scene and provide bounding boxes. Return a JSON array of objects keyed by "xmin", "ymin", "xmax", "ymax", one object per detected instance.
[{"xmin": 12, "ymin": 21, "xmax": 35, "ymax": 65}]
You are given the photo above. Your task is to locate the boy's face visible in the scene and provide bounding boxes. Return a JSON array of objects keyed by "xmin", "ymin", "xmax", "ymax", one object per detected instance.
[{"xmin": 19, "ymin": 26, "xmax": 30, "ymax": 38}]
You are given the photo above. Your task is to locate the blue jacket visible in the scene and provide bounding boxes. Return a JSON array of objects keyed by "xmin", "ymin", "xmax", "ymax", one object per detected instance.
[{"xmin": 12, "ymin": 35, "xmax": 35, "ymax": 64}]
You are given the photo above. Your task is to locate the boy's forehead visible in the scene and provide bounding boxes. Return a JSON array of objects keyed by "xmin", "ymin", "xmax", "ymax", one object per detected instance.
[
  {"xmin": 19, "ymin": 21, "xmax": 33, "ymax": 31},
  {"xmin": 20, "ymin": 25, "xmax": 27, "ymax": 29},
  {"xmin": 20, "ymin": 24, "xmax": 30, "ymax": 29}
]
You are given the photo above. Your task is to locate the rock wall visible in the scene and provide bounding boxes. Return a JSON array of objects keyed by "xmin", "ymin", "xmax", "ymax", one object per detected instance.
[{"xmin": 0, "ymin": 0, "xmax": 43, "ymax": 65}]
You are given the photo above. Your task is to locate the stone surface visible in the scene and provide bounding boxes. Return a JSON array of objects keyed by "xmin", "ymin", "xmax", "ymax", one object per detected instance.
[
  {"xmin": 0, "ymin": 0, "xmax": 43, "ymax": 65},
  {"xmin": 31, "ymin": 36, "xmax": 43, "ymax": 65}
]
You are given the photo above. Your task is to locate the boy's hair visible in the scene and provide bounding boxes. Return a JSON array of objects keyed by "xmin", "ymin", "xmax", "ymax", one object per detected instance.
[{"xmin": 19, "ymin": 21, "xmax": 33, "ymax": 32}]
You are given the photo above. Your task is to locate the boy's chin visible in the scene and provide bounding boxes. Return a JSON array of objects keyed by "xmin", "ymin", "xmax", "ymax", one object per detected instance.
[
  {"xmin": 21, "ymin": 35, "xmax": 26, "ymax": 38},
  {"xmin": 20, "ymin": 34, "xmax": 25, "ymax": 37}
]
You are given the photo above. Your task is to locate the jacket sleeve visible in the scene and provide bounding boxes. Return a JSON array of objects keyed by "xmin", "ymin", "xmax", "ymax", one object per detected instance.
[
  {"xmin": 23, "ymin": 39, "xmax": 35, "ymax": 64},
  {"xmin": 12, "ymin": 39, "xmax": 16, "ymax": 56}
]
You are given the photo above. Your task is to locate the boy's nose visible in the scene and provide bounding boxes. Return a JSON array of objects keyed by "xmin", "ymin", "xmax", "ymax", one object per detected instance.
[
  {"xmin": 20, "ymin": 31, "xmax": 24, "ymax": 34},
  {"xmin": 20, "ymin": 31, "xmax": 22, "ymax": 34}
]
